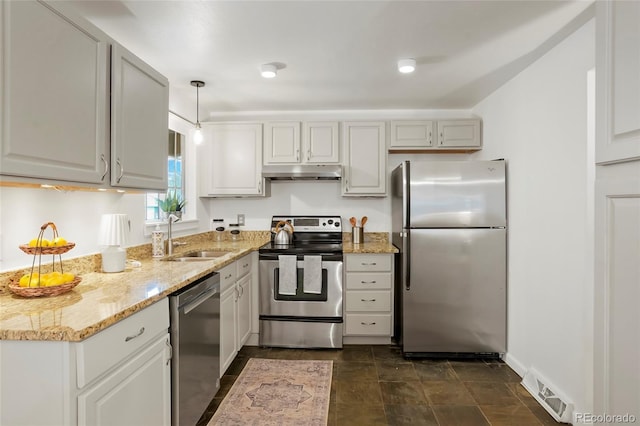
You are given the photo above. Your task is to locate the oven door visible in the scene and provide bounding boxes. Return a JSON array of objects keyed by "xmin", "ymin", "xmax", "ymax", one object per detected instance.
[{"xmin": 259, "ymin": 259, "xmax": 343, "ymax": 318}]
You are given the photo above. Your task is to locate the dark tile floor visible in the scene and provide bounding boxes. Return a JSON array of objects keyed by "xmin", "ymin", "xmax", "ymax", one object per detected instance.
[{"xmin": 197, "ymin": 345, "xmax": 560, "ymax": 426}]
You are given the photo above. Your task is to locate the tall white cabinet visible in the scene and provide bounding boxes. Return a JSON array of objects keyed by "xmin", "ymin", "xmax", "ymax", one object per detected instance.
[
  {"xmin": 342, "ymin": 121, "xmax": 386, "ymax": 196},
  {"xmin": 594, "ymin": 1, "xmax": 640, "ymax": 422}
]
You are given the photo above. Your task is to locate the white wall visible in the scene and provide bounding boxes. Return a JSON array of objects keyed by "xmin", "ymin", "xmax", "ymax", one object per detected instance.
[
  {"xmin": 0, "ymin": 186, "xmax": 211, "ymax": 271},
  {"xmin": 206, "ymin": 152, "xmax": 467, "ymax": 232},
  {"xmin": 471, "ymin": 19, "xmax": 595, "ymax": 415}
]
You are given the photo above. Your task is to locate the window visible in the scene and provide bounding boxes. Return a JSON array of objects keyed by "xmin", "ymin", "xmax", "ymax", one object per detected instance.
[{"xmin": 146, "ymin": 130, "xmax": 185, "ymax": 221}]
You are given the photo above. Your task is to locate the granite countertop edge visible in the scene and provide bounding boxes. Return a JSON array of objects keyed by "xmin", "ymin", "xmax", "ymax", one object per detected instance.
[
  {"xmin": 0, "ymin": 239, "xmax": 267, "ymax": 343},
  {"xmin": 1, "ymin": 232, "xmax": 397, "ymax": 342}
]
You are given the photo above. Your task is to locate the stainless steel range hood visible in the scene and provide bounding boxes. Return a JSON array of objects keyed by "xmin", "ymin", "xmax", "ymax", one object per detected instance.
[{"xmin": 262, "ymin": 164, "xmax": 342, "ymax": 180}]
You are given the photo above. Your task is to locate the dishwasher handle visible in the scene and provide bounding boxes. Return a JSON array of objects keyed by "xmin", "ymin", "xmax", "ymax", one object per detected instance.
[{"xmin": 182, "ymin": 288, "xmax": 218, "ymax": 315}]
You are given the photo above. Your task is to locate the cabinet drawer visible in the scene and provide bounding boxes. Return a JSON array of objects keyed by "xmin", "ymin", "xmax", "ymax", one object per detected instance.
[
  {"xmin": 236, "ymin": 255, "xmax": 251, "ymax": 279},
  {"xmin": 345, "ymin": 314, "xmax": 391, "ymax": 336},
  {"xmin": 76, "ymin": 298, "xmax": 169, "ymax": 388},
  {"xmin": 346, "ymin": 272, "xmax": 392, "ymax": 290},
  {"xmin": 346, "ymin": 254, "xmax": 391, "ymax": 272},
  {"xmin": 346, "ymin": 291, "xmax": 391, "ymax": 311},
  {"xmin": 219, "ymin": 262, "xmax": 237, "ymax": 292}
]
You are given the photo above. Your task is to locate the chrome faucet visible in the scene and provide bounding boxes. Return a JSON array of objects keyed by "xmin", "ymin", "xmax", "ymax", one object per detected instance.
[{"xmin": 166, "ymin": 214, "xmax": 187, "ymax": 255}]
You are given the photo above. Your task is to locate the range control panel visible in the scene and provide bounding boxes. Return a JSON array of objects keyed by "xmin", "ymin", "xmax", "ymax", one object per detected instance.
[{"xmin": 271, "ymin": 216, "xmax": 342, "ymax": 232}]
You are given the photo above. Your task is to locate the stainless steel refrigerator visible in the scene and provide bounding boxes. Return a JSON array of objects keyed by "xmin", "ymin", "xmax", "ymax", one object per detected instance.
[{"xmin": 391, "ymin": 160, "xmax": 507, "ymax": 357}]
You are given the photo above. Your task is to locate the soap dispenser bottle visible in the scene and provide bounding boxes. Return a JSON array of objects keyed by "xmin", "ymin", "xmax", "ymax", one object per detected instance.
[{"xmin": 152, "ymin": 224, "xmax": 165, "ymax": 257}]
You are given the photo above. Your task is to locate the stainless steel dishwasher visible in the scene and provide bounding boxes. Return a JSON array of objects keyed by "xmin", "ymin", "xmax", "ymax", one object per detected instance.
[{"xmin": 169, "ymin": 272, "xmax": 220, "ymax": 426}]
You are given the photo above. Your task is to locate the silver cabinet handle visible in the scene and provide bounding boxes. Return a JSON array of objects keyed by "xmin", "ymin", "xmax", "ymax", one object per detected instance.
[
  {"xmin": 439, "ymin": 132, "xmax": 444, "ymax": 145},
  {"xmin": 165, "ymin": 338, "xmax": 172, "ymax": 365},
  {"xmin": 116, "ymin": 158, "xmax": 124, "ymax": 183},
  {"xmin": 307, "ymin": 151, "xmax": 310, "ymax": 161},
  {"xmin": 361, "ymin": 280, "xmax": 377, "ymax": 284},
  {"xmin": 224, "ymin": 273, "xmax": 233, "ymax": 280},
  {"xmin": 100, "ymin": 154, "xmax": 108, "ymax": 181},
  {"xmin": 361, "ymin": 262, "xmax": 377, "ymax": 266},
  {"xmin": 361, "ymin": 299, "xmax": 377, "ymax": 302},
  {"xmin": 296, "ymin": 149, "xmax": 300, "ymax": 162},
  {"xmin": 258, "ymin": 180, "xmax": 262, "ymax": 193},
  {"xmin": 360, "ymin": 322, "xmax": 376, "ymax": 326},
  {"xmin": 125, "ymin": 327, "xmax": 145, "ymax": 342}
]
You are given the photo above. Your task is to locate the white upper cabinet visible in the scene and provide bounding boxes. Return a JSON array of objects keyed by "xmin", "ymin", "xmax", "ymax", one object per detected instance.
[
  {"xmin": 0, "ymin": 1, "xmax": 109, "ymax": 184},
  {"xmin": 389, "ymin": 119, "xmax": 481, "ymax": 151},
  {"xmin": 0, "ymin": 1, "xmax": 169, "ymax": 190},
  {"xmin": 389, "ymin": 121, "xmax": 434, "ymax": 149},
  {"xmin": 264, "ymin": 121, "xmax": 340, "ymax": 164},
  {"xmin": 596, "ymin": 1, "xmax": 640, "ymax": 164},
  {"xmin": 342, "ymin": 121, "xmax": 386, "ymax": 196},
  {"xmin": 436, "ymin": 120, "xmax": 481, "ymax": 148},
  {"xmin": 264, "ymin": 122, "xmax": 301, "ymax": 164},
  {"xmin": 303, "ymin": 121, "xmax": 340, "ymax": 163},
  {"xmin": 200, "ymin": 123, "xmax": 266, "ymax": 196},
  {"xmin": 110, "ymin": 44, "xmax": 169, "ymax": 190}
]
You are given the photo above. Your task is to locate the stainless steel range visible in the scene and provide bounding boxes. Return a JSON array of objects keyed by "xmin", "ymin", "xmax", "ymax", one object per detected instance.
[{"xmin": 259, "ymin": 215, "xmax": 343, "ymax": 349}]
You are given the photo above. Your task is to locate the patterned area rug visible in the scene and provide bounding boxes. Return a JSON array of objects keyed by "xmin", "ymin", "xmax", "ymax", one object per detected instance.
[{"xmin": 208, "ymin": 358, "xmax": 333, "ymax": 426}]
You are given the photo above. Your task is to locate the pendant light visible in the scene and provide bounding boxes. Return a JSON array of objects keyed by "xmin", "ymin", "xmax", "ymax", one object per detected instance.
[{"xmin": 190, "ymin": 80, "xmax": 205, "ymax": 144}]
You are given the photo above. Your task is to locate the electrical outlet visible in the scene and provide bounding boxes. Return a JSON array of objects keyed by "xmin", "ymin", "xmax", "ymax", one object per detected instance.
[{"xmin": 238, "ymin": 214, "xmax": 245, "ymax": 226}]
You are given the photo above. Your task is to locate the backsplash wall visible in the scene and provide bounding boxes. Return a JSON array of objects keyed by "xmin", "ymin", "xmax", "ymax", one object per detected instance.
[{"xmin": 207, "ymin": 154, "xmax": 466, "ymax": 233}]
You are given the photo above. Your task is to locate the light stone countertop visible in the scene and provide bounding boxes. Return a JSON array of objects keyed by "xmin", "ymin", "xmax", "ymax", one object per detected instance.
[
  {"xmin": 0, "ymin": 237, "xmax": 268, "ymax": 342},
  {"xmin": 0, "ymin": 230, "xmax": 396, "ymax": 342}
]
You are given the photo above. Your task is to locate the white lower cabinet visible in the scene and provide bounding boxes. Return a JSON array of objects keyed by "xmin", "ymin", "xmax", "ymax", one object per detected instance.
[
  {"xmin": 0, "ymin": 298, "xmax": 170, "ymax": 426},
  {"xmin": 219, "ymin": 254, "xmax": 254, "ymax": 375},
  {"xmin": 77, "ymin": 334, "xmax": 171, "ymax": 426},
  {"xmin": 344, "ymin": 254, "xmax": 394, "ymax": 338}
]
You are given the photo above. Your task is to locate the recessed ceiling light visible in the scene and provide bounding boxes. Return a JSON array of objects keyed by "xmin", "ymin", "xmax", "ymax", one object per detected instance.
[
  {"xmin": 261, "ymin": 64, "xmax": 277, "ymax": 78},
  {"xmin": 398, "ymin": 58, "xmax": 416, "ymax": 74}
]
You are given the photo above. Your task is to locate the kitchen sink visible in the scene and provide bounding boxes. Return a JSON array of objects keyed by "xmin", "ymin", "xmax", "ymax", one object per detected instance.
[{"xmin": 167, "ymin": 250, "xmax": 233, "ymax": 262}]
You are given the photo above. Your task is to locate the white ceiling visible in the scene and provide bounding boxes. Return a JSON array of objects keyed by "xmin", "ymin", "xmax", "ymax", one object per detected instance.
[{"xmin": 60, "ymin": 0, "xmax": 593, "ymax": 122}]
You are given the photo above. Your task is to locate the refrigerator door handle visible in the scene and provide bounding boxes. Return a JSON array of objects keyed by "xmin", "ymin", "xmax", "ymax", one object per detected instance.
[{"xmin": 403, "ymin": 230, "xmax": 411, "ymax": 291}]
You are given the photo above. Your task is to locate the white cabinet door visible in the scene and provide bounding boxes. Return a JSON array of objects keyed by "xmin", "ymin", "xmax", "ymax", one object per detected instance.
[
  {"xmin": 596, "ymin": 1, "xmax": 640, "ymax": 163},
  {"xmin": 303, "ymin": 121, "xmax": 340, "ymax": 163},
  {"xmin": 0, "ymin": 1, "xmax": 109, "ymax": 184},
  {"xmin": 436, "ymin": 120, "xmax": 481, "ymax": 148},
  {"xmin": 389, "ymin": 121, "xmax": 434, "ymax": 149},
  {"xmin": 202, "ymin": 124, "xmax": 265, "ymax": 196},
  {"xmin": 236, "ymin": 274, "xmax": 252, "ymax": 349},
  {"xmin": 77, "ymin": 334, "xmax": 171, "ymax": 426},
  {"xmin": 264, "ymin": 122, "xmax": 301, "ymax": 164},
  {"xmin": 220, "ymin": 285, "xmax": 238, "ymax": 374},
  {"xmin": 110, "ymin": 44, "xmax": 169, "ymax": 190},
  {"xmin": 342, "ymin": 121, "xmax": 386, "ymax": 196}
]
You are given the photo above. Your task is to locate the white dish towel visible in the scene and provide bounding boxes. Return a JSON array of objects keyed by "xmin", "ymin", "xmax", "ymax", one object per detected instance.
[
  {"xmin": 303, "ymin": 255, "xmax": 322, "ymax": 294},
  {"xmin": 278, "ymin": 255, "xmax": 298, "ymax": 295}
]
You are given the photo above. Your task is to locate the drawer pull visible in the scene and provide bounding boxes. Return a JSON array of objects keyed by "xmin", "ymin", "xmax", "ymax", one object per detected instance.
[
  {"xmin": 361, "ymin": 298, "xmax": 377, "ymax": 302},
  {"xmin": 243, "ymin": 264, "xmax": 249, "ymax": 268},
  {"xmin": 125, "ymin": 327, "xmax": 145, "ymax": 342},
  {"xmin": 361, "ymin": 262, "xmax": 377, "ymax": 266},
  {"xmin": 360, "ymin": 322, "xmax": 377, "ymax": 326},
  {"xmin": 361, "ymin": 280, "xmax": 377, "ymax": 284},
  {"xmin": 225, "ymin": 274, "xmax": 233, "ymax": 280}
]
